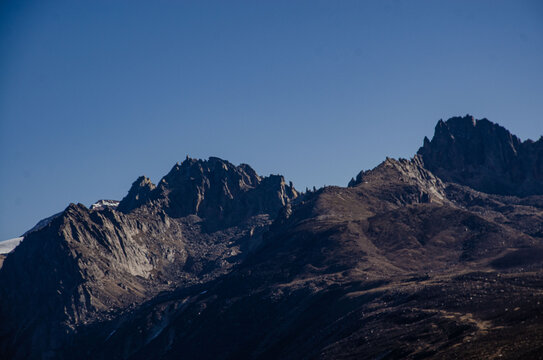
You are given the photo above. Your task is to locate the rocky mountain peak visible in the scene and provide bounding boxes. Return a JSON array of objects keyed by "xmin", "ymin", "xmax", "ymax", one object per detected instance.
[
  {"xmin": 348, "ymin": 155, "xmax": 447, "ymax": 205},
  {"xmin": 158, "ymin": 156, "xmax": 261, "ymax": 196},
  {"xmin": 158, "ymin": 157, "xmax": 297, "ymax": 224},
  {"xmin": 117, "ymin": 157, "xmax": 298, "ymax": 228},
  {"xmin": 418, "ymin": 115, "xmax": 543, "ymax": 196}
]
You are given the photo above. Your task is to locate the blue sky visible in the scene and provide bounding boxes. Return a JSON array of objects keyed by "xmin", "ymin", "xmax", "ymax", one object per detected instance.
[{"xmin": 1, "ymin": 0, "xmax": 542, "ymax": 239}]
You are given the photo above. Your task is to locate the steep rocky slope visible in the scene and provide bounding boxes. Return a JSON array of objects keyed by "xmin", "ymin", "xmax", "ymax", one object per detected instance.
[
  {"xmin": 0, "ymin": 157, "xmax": 297, "ymax": 359},
  {"xmin": 1, "ymin": 117, "xmax": 542, "ymax": 360}
]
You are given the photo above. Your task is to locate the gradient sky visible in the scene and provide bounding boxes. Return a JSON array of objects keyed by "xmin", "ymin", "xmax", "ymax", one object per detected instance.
[{"xmin": 1, "ymin": 0, "xmax": 542, "ymax": 239}]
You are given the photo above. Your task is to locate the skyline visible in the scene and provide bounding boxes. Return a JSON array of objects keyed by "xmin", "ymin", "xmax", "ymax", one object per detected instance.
[{"xmin": 1, "ymin": 0, "xmax": 543, "ymax": 239}]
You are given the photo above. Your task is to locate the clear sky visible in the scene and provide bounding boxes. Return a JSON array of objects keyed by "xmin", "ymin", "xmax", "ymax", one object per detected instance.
[{"xmin": 1, "ymin": 0, "xmax": 542, "ymax": 239}]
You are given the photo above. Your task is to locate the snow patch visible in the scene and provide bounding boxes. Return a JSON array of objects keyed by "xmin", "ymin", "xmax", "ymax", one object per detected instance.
[
  {"xmin": 0, "ymin": 237, "xmax": 24, "ymax": 254},
  {"xmin": 23, "ymin": 212, "xmax": 62, "ymax": 236},
  {"xmin": 90, "ymin": 200, "xmax": 120, "ymax": 210}
]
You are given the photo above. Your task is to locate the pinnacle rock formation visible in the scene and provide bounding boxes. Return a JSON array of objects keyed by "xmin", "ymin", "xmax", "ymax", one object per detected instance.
[
  {"xmin": 417, "ymin": 115, "xmax": 543, "ymax": 196},
  {"xmin": 118, "ymin": 157, "xmax": 298, "ymax": 229}
]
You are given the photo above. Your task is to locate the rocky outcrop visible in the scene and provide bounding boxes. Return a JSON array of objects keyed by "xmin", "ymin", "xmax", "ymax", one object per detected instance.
[
  {"xmin": 348, "ymin": 155, "xmax": 447, "ymax": 206},
  {"xmin": 417, "ymin": 115, "xmax": 543, "ymax": 196},
  {"xmin": 117, "ymin": 176, "xmax": 156, "ymax": 213},
  {"xmin": 119, "ymin": 157, "xmax": 298, "ymax": 229}
]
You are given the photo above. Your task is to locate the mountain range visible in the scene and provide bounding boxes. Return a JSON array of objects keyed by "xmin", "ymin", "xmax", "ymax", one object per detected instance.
[{"xmin": 1, "ymin": 115, "xmax": 542, "ymax": 359}]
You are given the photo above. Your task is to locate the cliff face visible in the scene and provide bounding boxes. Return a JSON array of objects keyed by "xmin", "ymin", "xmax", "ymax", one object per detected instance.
[
  {"xmin": 417, "ymin": 115, "xmax": 543, "ymax": 196},
  {"xmin": 119, "ymin": 157, "xmax": 298, "ymax": 229},
  {"xmin": 0, "ymin": 157, "xmax": 298, "ymax": 359}
]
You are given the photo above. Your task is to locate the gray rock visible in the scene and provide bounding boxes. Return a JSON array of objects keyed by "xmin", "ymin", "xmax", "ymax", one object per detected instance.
[{"xmin": 417, "ymin": 115, "xmax": 543, "ymax": 196}]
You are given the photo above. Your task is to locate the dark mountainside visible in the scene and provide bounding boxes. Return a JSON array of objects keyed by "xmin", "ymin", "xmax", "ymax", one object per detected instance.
[{"xmin": 1, "ymin": 116, "xmax": 543, "ymax": 360}]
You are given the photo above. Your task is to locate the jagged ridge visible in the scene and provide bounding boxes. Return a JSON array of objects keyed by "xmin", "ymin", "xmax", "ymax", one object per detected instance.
[
  {"xmin": 1, "ymin": 117, "xmax": 542, "ymax": 360},
  {"xmin": 118, "ymin": 156, "xmax": 298, "ymax": 228},
  {"xmin": 418, "ymin": 115, "xmax": 543, "ymax": 196},
  {"xmin": 0, "ymin": 157, "xmax": 298, "ymax": 359}
]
